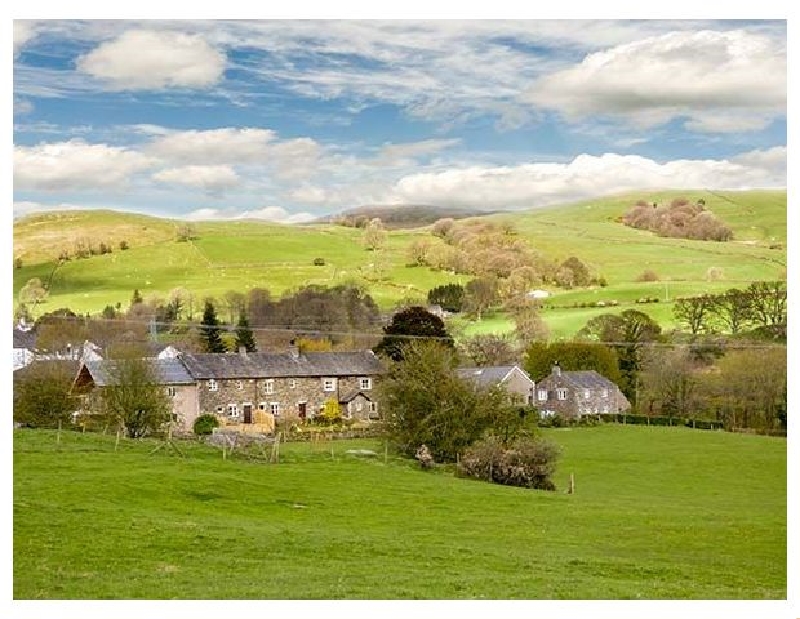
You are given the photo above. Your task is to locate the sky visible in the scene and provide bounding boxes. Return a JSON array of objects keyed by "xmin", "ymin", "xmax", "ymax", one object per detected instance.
[{"xmin": 12, "ymin": 18, "xmax": 787, "ymax": 224}]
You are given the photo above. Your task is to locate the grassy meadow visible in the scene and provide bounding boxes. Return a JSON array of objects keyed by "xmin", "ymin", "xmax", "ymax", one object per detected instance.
[
  {"xmin": 12, "ymin": 190, "xmax": 786, "ymax": 338},
  {"xmin": 13, "ymin": 425, "xmax": 786, "ymax": 599}
]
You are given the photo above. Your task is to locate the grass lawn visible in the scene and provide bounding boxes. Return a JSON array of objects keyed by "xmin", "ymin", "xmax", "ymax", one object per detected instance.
[{"xmin": 13, "ymin": 425, "xmax": 785, "ymax": 599}]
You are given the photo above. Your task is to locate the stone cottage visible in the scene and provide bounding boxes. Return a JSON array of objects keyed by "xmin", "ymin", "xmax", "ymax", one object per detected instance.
[
  {"xmin": 534, "ymin": 363, "xmax": 630, "ymax": 419},
  {"xmin": 179, "ymin": 346, "xmax": 386, "ymax": 425},
  {"xmin": 72, "ymin": 357, "xmax": 199, "ymax": 430},
  {"xmin": 456, "ymin": 364, "xmax": 536, "ymax": 405}
]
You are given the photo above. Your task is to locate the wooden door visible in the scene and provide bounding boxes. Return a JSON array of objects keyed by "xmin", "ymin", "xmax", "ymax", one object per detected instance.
[
  {"xmin": 243, "ymin": 404, "xmax": 253, "ymax": 424},
  {"xmin": 298, "ymin": 402, "xmax": 307, "ymax": 420}
]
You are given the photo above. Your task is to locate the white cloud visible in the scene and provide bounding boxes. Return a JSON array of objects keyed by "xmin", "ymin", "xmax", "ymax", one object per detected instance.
[
  {"xmin": 13, "ymin": 200, "xmax": 81, "ymax": 218},
  {"xmin": 14, "ymin": 139, "xmax": 154, "ymax": 191},
  {"xmin": 76, "ymin": 29, "xmax": 226, "ymax": 90},
  {"xmin": 14, "ymin": 98, "xmax": 34, "ymax": 115},
  {"xmin": 184, "ymin": 205, "xmax": 315, "ymax": 224},
  {"xmin": 147, "ymin": 127, "xmax": 277, "ymax": 163},
  {"xmin": 376, "ymin": 138, "xmax": 461, "ymax": 164},
  {"xmin": 525, "ymin": 30, "xmax": 786, "ymax": 131},
  {"xmin": 14, "ymin": 21, "xmax": 37, "ymax": 54},
  {"xmin": 152, "ymin": 165, "xmax": 239, "ymax": 193},
  {"xmin": 389, "ymin": 149, "xmax": 787, "ymax": 209}
]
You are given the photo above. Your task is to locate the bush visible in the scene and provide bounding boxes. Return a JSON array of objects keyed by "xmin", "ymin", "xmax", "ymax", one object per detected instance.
[
  {"xmin": 637, "ymin": 269, "xmax": 660, "ymax": 282},
  {"xmin": 119, "ymin": 240, "xmax": 130, "ymax": 250},
  {"xmin": 458, "ymin": 436, "xmax": 560, "ymax": 491},
  {"xmin": 313, "ymin": 258, "xmax": 326, "ymax": 266},
  {"xmin": 13, "ymin": 363, "xmax": 76, "ymax": 428},
  {"xmin": 194, "ymin": 414, "xmax": 220, "ymax": 436},
  {"xmin": 14, "ymin": 257, "xmax": 22, "ymax": 269}
]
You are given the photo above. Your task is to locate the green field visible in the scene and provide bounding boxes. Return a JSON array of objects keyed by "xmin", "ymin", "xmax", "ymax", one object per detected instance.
[
  {"xmin": 14, "ymin": 426, "xmax": 786, "ymax": 599},
  {"xmin": 12, "ymin": 190, "xmax": 786, "ymax": 338}
]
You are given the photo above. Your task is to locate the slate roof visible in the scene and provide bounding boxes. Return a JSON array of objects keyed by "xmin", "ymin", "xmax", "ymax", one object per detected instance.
[
  {"xmin": 13, "ymin": 328, "xmax": 37, "ymax": 351},
  {"xmin": 82, "ymin": 358, "xmax": 195, "ymax": 387},
  {"xmin": 179, "ymin": 350, "xmax": 386, "ymax": 380},
  {"xmin": 555, "ymin": 370, "xmax": 618, "ymax": 390},
  {"xmin": 456, "ymin": 365, "xmax": 530, "ymax": 388}
]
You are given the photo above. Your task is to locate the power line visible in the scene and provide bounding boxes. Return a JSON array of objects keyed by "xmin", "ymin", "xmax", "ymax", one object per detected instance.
[{"xmin": 25, "ymin": 315, "xmax": 787, "ymax": 348}]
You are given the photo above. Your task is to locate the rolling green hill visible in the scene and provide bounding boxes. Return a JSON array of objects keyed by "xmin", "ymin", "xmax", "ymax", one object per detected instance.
[{"xmin": 12, "ymin": 190, "xmax": 786, "ymax": 339}]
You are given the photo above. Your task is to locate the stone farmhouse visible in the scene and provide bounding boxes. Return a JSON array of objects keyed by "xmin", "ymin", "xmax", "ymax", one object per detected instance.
[
  {"xmin": 456, "ymin": 364, "xmax": 536, "ymax": 405},
  {"xmin": 535, "ymin": 363, "xmax": 630, "ymax": 419},
  {"xmin": 72, "ymin": 346, "xmax": 386, "ymax": 433}
]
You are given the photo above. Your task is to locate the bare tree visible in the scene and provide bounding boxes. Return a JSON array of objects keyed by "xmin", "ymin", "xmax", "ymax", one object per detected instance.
[{"xmin": 363, "ymin": 218, "xmax": 387, "ymax": 251}]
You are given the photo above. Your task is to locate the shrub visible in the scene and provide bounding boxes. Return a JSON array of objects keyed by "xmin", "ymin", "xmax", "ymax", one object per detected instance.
[
  {"xmin": 14, "ymin": 257, "xmax": 22, "ymax": 269},
  {"xmin": 13, "ymin": 363, "xmax": 76, "ymax": 428},
  {"xmin": 119, "ymin": 240, "xmax": 130, "ymax": 250},
  {"xmin": 706, "ymin": 266, "xmax": 725, "ymax": 281},
  {"xmin": 193, "ymin": 413, "xmax": 220, "ymax": 436},
  {"xmin": 458, "ymin": 436, "xmax": 560, "ymax": 491},
  {"xmin": 637, "ymin": 269, "xmax": 660, "ymax": 282},
  {"xmin": 313, "ymin": 257, "xmax": 326, "ymax": 266}
]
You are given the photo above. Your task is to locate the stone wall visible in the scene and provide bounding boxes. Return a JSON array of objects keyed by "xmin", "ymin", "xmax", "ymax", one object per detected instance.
[{"xmin": 536, "ymin": 376, "xmax": 629, "ymax": 419}]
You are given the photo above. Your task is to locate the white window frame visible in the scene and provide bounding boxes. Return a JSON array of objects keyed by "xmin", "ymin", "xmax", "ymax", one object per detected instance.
[
  {"xmin": 227, "ymin": 403, "xmax": 239, "ymax": 419},
  {"xmin": 602, "ymin": 388, "xmax": 609, "ymax": 399},
  {"xmin": 270, "ymin": 402, "xmax": 280, "ymax": 416},
  {"xmin": 216, "ymin": 406, "xmax": 224, "ymax": 414},
  {"xmin": 537, "ymin": 389, "xmax": 548, "ymax": 402},
  {"xmin": 584, "ymin": 388, "xmax": 591, "ymax": 399},
  {"xmin": 602, "ymin": 404, "xmax": 609, "ymax": 414},
  {"xmin": 264, "ymin": 379, "xmax": 274, "ymax": 395},
  {"xmin": 368, "ymin": 401, "xmax": 378, "ymax": 416},
  {"xmin": 556, "ymin": 388, "xmax": 568, "ymax": 401},
  {"xmin": 323, "ymin": 378, "xmax": 337, "ymax": 392},
  {"xmin": 359, "ymin": 377, "xmax": 372, "ymax": 390},
  {"xmin": 345, "ymin": 403, "xmax": 353, "ymax": 420},
  {"xmin": 288, "ymin": 379, "xmax": 297, "ymax": 389},
  {"xmin": 259, "ymin": 402, "xmax": 267, "ymax": 411},
  {"xmin": 236, "ymin": 380, "xmax": 244, "ymax": 391},
  {"xmin": 208, "ymin": 379, "xmax": 218, "ymax": 392},
  {"xmin": 165, "ymin": 386, "xmax": 176, "ymax": 398},
  {"xmin": 356, "ymin": 400, "xmax": 363, "ymax": 411}
]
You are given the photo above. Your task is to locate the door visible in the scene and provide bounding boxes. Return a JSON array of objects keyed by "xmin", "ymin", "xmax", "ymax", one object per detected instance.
[
  {"xmin": 298, "ymin": 402, "xmax": 307, "ymax": 420},
  {"xmin": 243, "ymin": 403, "xmax": 253, "ymax": 424}
]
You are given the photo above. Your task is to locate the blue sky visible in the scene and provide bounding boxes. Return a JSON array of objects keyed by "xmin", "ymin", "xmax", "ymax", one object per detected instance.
[{"xmin": 12, "ymin": 19, "xmax": 787, "ymax": 223}]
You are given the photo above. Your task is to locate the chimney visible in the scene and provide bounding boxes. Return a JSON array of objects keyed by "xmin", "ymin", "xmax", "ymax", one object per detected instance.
[{"xmin": 553, "ymin": 361, "xmax": 561, "ymax": 377}]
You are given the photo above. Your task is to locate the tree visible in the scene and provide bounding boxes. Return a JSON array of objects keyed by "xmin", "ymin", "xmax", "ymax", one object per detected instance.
[
  {"xmin": 673, "ymin": 295, "xmax": 717, "ymax": 336},
  {"xmin": 200, "ymin": 300, "xmax": 227, "ymax": 353},
  {"xmin": 176, "ymin": 223, "xmax": 197, "ymax": 242},
  {"xmin": 234, "ymin": 308, "xmax": 257, "ymax": 352},
  {"xmin": 379, "ymin": 341, "xmax": 516, "ymax": 462},
  {"xmin": 18, "ymin": 278, "xmax": 48, "ymax": 306},
  {"xmin": 560, "ymin": 256, "xmax": 591, "ymax": 287},
  {"xmin": 374, "ymin": 306, "xmax": 454, "ymax": 362},
  {"xmin": 427, "ymin": 283, "xmax": 465, "ymax": 313},
  {"xmin": 14, "ymin": 257, "xmax": 23, "ymax": 269},
  {"xmin": 100, "ymin": 349, "xmax": 171, "ymax": 438},
  {"xmin": 513, "ymin": 306, "xmax": 550, "ymax": 348},
  {"xmin": 224, "ymin": 290, "xmax": 246, "ymax": 325},
  {"xmin": 431, "ymin": 218, "xmax": 455, "ymax": 240},
  {"xmin": 13, "ymin": 362, "xmax": 76, "ymax": 428},
  {"xmin": 407, "ymin": 239, "xmax": 432, "ymax": 266},
  {"xmin": 461, "ymin": 334, "xmax": 518, "ymax": 367},
  {"xmin": 710, "ymin": 288, "xmax": 753, "ymax": 335},
  {"xmin": 523, "ymin": 342, "xmax": 622, "ymax": 386},
  {"xmin": 464, "ymin": 276, "xmax": 499, "ymax": 321},
  {"xmin": 746, "ymin": 281, "xmax": 787, "ymax": 328},
  {"xmin": 363, "ymin": 218, "xmax": 387, "ymax": 251},
  {"xmin": 576, "ymin": 310, "xmax": 662, "ymax": 406},
  {"xmin": 131, "ymin": 289, "xmax": 143, "ymax": 306},
  {"xmin": 639, "ymin": 347, "xmax": 698, "ymax": 418}
]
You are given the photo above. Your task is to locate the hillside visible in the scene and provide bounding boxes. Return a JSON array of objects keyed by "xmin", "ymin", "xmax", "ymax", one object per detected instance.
[
  {"xmin": 12, "ymin": 190, "xmax": 786, "ymax": 338},
  {"xmin": 316, "ymin": 203, "xmax": 499, "ymax": 228}
]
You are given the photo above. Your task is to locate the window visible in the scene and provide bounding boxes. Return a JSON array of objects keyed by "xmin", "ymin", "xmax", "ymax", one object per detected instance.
[
  {"xmin": 264, "ymin": 379, "xmax": 274, "ymax": 395},
  {"xmin": 584, "ymin": 389, "xmax": 591, "ymax": 399},
  {"xmin": 368, "ymin": 402, "xmax": 379, "ymax": 417},
  {"xmin": 236, "ymin": 380, "xmax": 244, "ymax": 391},
  {"xmin": 208, "ymin": 379, "xmax": 218, "ymax": 392},
  {"xmin": 556, "ymin": 388, "xmax": 568, "ymax": 401},
  {"xmin": 259, "ymin": 402, "xmax": 267, "ymax": 411},
  {"xmin": 356, "ymin": 400, "xmax": 363, "ymax": 411},
  {"xmin": 270, "ymin": 402, "xmax": 280, "ymax": 416},
  {"xmin": 602, "ymin": 405, "xmax": 609, "ymax": 414},
  {"xmin": 216, "ymin": 406, "xmax": 224, "ymax": 414},
  {"xmin": 540, "ymin": 410, "xmax": 555, "ymax": 419},
  {"xmin": 537, "ymin": 389, "xmax": 548, "ymax": 401},
  {"xmin": 288, "ymin": 379, "xmax": 297, "ymax": 389},
  {"xmin": 323, "ymin": 378, "xmax": 337, "ymax": 392},
  {"xmin": 602, "ymin": 388, "xmax": 609, "ymax": 398},
  {"xmin": 344, "ymin": 404, "xmax": 353, "ymax": 420},
  {"xmin": 359, "ymin": 377, "xmax": 372, "ymax": 390},
  {"xmin": 227, "ymin": 404, "xmax": 239, "ymax": 418},
  {"xmin": 165, "ymin": 386, "xmax": 176, "ymax": 398}
]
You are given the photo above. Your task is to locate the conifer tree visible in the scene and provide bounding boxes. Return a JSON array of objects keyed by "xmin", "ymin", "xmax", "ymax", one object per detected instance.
[
  {"xmin": 200, "ymin": 300, "xmax": 227, "ymax": 353},
  {"xmin": 234, "ymin": 308, "xmax": 257, "ymax": 352}
]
